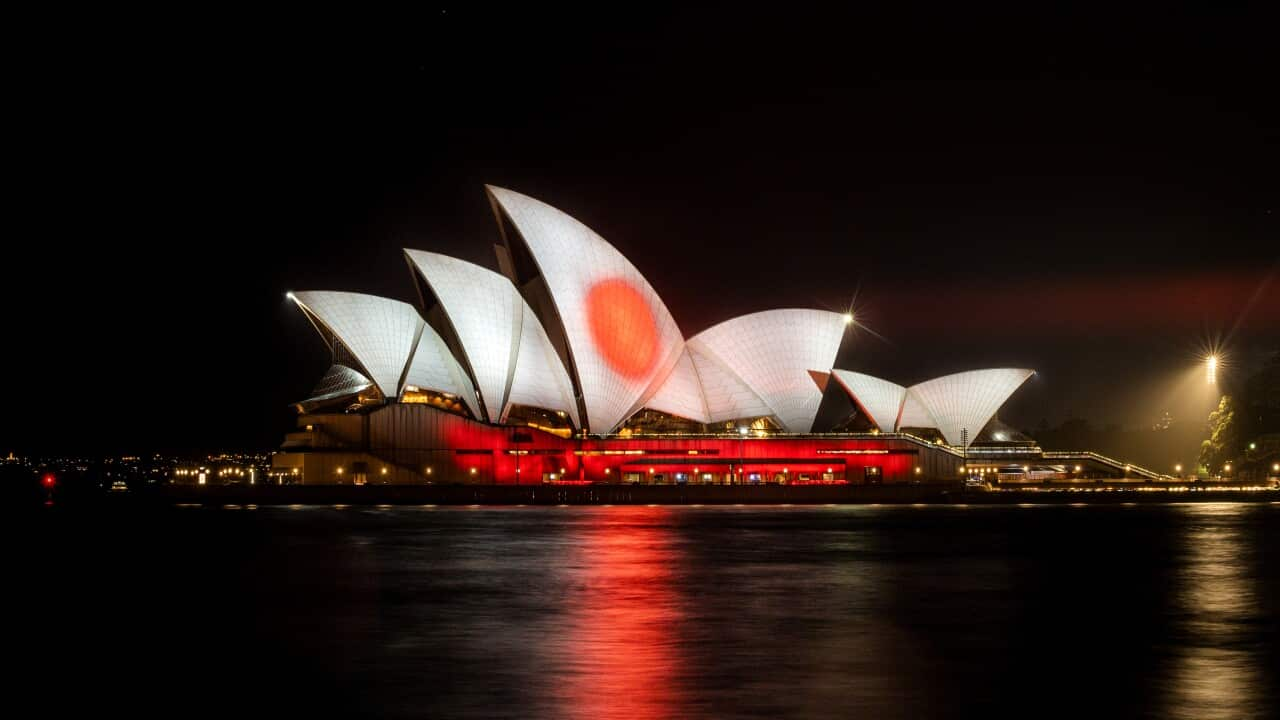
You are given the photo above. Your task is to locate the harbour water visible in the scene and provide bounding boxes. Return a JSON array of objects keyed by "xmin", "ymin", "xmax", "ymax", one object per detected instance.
[{"xmin": 15, "ymin": 503, "xmax": 1279, "ymax": 718}]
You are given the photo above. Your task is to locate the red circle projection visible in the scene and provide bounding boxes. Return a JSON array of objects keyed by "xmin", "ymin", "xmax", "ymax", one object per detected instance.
[{"xmin": 585, "ymin": 278, "xmax": 660, "ymax": 379}]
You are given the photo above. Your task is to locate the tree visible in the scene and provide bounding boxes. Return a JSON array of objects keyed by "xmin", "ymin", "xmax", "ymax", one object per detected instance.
[{"xmin": 1199, "ymin": 395, "xmax": 1238, "ymax": 473}]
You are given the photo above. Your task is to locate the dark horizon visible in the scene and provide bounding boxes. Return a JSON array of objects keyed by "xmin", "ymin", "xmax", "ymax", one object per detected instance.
[{"xmin": 6, "ymin": 5, "xmax": 1277, "ymax": 455}]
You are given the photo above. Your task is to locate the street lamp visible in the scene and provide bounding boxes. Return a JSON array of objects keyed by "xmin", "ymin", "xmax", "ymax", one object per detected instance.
[
  {"xmin": 737, "ymin": 426, "xmax": 748, "ymax": 484},
  {"xmin": 1206, "ymin": 355, "xmax": 1218, "ymax": 384}
]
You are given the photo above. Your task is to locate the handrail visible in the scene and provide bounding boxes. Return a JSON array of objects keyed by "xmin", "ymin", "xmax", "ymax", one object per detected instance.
[
  {"xmin": 1041, "ymin": 450, "xmax": 1172, "ymax": 480},
  {"xmin": 592, "ymin": 431, "xmax": 966, "ymax": 456}
]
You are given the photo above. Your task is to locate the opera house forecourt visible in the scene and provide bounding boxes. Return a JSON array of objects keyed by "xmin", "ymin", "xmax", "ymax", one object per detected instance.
[{"xmin": 271, "ymin": 186, "xmax": 1042, "ymax": 487}]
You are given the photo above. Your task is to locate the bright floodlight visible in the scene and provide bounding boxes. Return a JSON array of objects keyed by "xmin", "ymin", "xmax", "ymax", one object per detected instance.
[
  {"xmin": 285, "ymin": 291, "xmax": 296, "ymax": 302},
  {"xmin": 738, "ymin": 426, "xmax": 749, "ymax": 436},
  {"xmin": 843, "ymin": 312, "xmax": 854, "ymax": 325},
  {"xmin": 1206, "ymin": 355, "xmax": 1218, "ymax": 384}
]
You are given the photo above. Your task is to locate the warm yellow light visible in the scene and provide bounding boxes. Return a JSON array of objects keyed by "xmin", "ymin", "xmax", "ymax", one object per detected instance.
[
  {"xmin": 648, "ymin": 467, "xmax": 655, "ymax": 474},
  {"xmin": 1074, "ymin": 465, "xmax": 1082, "ymax": 472},
  {"xmin": 1175, "ymin": 464, "xmax": 1183, "ymax": 473},
  {"xmin": 336, "ymin": 467, "xmax": 343, "ymax": 475},
  {"xmin": 1273, "ymin": 463, "xmax": 1279, "ymax": 472},
  {"xmin": 426, "ymin": 467, "xmax": 433, "ymax": 474},
  {"xmin": 604, "ymin": 468, "xmax": 611, "ymax": 474},
  {"xmin": 469, "ymin": 467, "xmax": 477, "ymax": 475},
  {"xmin": 1224, "ymin": 463, "xmax": 1232, "ymax": 472},
  {"xmin": 914, "ymin": 467, "xmax": 922, "ymax": 474},
  {"xmin": 1207, "ymin": 355, "xmax": 1218, "ymax": 384},
  {"xmin": 380, "ymin": 467, "xmax": 387, "ymax": 475},
  {"xmin": 842, "ymin": 313, "xmax": 854, "ymax": 325}
]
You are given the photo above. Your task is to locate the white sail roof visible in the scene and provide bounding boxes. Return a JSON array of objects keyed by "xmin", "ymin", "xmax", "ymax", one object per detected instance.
[
  {"xmin": 487, "ymin": 186, "xmax": 685, "ymax": 432},
  {"xmin": 830, "ymin": 370, "xmax": 906, "ymax": 432},
  {"xmin": 403, "ymin": 321, "xmax": 482, "ymax": 419},
  {"xmin": 303, "ymin": 364, "xmax": 373, "ymax": 405},
  {"xmin": 405, "ymin": 249, "xmax": 580, "ymax": 427},
  {"xmin": 505, "ymin": 301, "xmax": 582, "ymax": 427},
  {"xmin": 688, "ymin": 309, "xmax": 848, "ymax": 433},
  {"xmin": 405, "ymin": 250, "xmax": 521, "ymax": 422},
  {"xmin": 644, "ymin": 348, "xmax": 711, "ymax": 423},
  {"xmin": 906, "ymin": 368, "xmax": 1034, "ymax": 447},
  {"xmin": 687, "ymin": 345, "xmax": 773, "ymax": 423},
  {"xmin": 896, "ymin": 391, "xmax": 937, "ymax": 431},
  {"xmin": 290, "ymin": 290, "xmax": 481, "ymax": 418},
  {"xmin": 290, "ymin": 291, "xmax": 421, "ymax": 398}
]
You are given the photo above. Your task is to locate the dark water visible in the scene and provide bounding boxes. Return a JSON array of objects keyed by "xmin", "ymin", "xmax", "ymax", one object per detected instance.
[{"xmin": 15, "ymin": 502, "xmax": 1280, "ymax": 718}]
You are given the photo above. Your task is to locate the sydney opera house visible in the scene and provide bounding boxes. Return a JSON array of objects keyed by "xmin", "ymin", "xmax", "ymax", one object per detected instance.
[{"xmin": 271, "ymin": 186, "xmax": 1039, "ymax": 485}]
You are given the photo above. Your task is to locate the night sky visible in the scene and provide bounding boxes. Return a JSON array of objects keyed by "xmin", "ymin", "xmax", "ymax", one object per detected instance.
[{"xmin": 8, "ymin": 6, "xmax": 1277, "ymax": 455}]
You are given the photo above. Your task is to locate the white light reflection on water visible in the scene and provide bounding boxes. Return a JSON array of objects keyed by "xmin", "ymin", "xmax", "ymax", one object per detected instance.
[{"xmin": 1161, "ymin": 503, "xmax": 1268, "ymax": 719}]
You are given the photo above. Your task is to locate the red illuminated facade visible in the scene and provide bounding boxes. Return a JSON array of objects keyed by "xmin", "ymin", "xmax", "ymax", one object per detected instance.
[{"xmin": 273, "ymin": 402, "xmax": 963, "ymax": 486}]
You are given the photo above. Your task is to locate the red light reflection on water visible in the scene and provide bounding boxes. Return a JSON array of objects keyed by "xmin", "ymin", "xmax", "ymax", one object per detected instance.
[{"xmin": 549, "ymin": 508, "xmax": 688, "ymax": 720}]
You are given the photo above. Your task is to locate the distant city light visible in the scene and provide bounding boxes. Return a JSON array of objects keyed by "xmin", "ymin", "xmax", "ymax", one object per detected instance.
[{"xmin": 1175, "ymin": 464, "xmax": 1183, "ymax": 473}]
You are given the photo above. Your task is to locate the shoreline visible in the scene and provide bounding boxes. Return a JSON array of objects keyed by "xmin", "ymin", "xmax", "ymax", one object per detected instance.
[{"xmin": 106, "ymin": 483, "xmax": 1280, "ymax": 507}]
